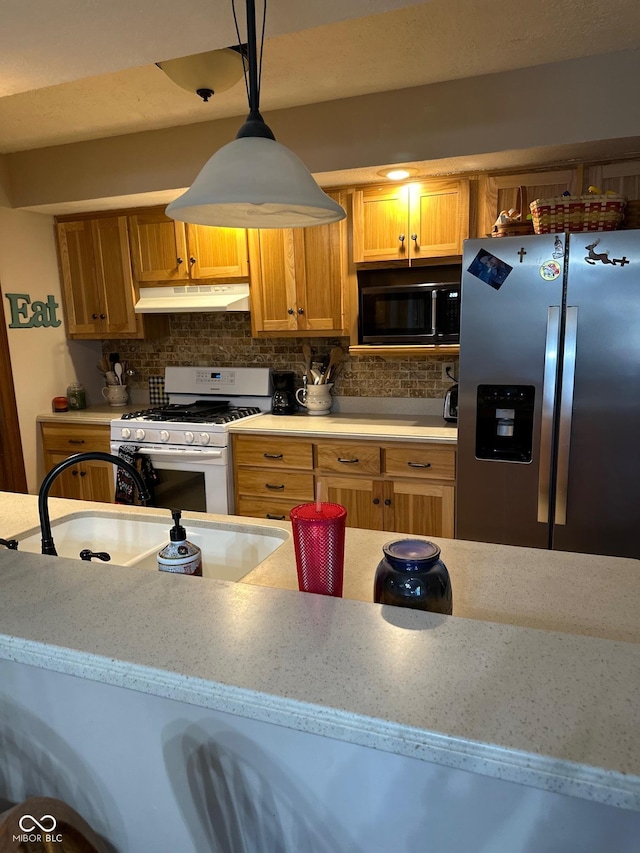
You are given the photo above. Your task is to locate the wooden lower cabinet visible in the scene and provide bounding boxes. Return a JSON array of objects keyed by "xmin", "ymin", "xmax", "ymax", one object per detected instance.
[
  {"xmin": 232, "ymin": 433, "xmax": 456, "ymax": 538},
  {"xmin": 40, "ymin": 422, "xmax": 114, "ymax": 503}
]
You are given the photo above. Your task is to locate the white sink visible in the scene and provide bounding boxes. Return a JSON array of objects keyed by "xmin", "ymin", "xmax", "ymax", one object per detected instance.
[{"xmin": 16, "ymin": 510, "xmax": 288, "ymax": 581}]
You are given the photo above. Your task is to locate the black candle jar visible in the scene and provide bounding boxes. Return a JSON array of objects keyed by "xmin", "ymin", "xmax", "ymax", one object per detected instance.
[{"xmin": 373, "ymin": 539, "xmax": 453, "ymax": 615}]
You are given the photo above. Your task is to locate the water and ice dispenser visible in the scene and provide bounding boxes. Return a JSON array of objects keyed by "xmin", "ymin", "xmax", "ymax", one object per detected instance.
[{"xmin": 475, "ymin": 385, "xmax": 535, "ymax": 463}]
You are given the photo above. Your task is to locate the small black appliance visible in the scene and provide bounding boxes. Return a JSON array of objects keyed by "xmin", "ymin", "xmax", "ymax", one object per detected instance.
[{"xmin": 271, "ymin": 371, "xmax": 297, "ymax": 415}]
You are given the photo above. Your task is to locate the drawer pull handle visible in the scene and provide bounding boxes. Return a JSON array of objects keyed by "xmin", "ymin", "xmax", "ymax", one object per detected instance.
[
  {"xmin": 68, "ymin": 439, "xmax": 86, "ymax": 445},
  {"xmin": 267, "ymin": 513, "xmax": 285, "ymax": 520},
  {"xmin": 408, "ymin": 461, "xmax": 431, "ymax": 468},
  {"xmin": 338, "ymin": 457, "xmax": 359, "ymax": 464},
  {"xmin": 263, "ymin": 453, "xmax": 284, "ymax": 459},
  {"xmin": 265, "ymin": 483, "xmax": 285, "ymax": 490}
]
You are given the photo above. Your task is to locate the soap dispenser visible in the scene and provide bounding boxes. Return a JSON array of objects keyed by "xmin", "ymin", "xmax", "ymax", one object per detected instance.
[{"xmin": 157, "ymin": 510, "xmax": 202, "ymax": 576}]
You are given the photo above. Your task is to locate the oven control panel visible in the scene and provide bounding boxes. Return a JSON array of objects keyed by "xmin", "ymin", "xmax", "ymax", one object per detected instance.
[
  {"xmin": 165, "ymin": 366, "xmax": 271, "ymax": 396},
  {"xmin": 110, "ymin": 424, "xmax": 228, "ymax": 447}
]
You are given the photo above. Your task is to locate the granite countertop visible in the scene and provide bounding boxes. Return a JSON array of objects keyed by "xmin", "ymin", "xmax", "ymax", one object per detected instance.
[
  {"xmin": 0, "ymin": 493, "xmax": 638, "ymax": 810},
  {"xmin": 230, "ymin": 412, "xmax": 457, "ymax": 443},
  {"xmin": 38, "ymin": 407, "xmax": 458, "ymax": 442},
  {"xmin": 37, "ymin": 404, "xmax": 141, "ymax": 426}
]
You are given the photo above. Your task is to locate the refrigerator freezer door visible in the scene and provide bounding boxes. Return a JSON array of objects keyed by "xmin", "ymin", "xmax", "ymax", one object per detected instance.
[
  {"xmin": 552, "ymin": 231, "xmax": 640, "ymax": 558},
  {"xmin": 457, "ymin": 235, "xmax": 565, "ymax": 547}
]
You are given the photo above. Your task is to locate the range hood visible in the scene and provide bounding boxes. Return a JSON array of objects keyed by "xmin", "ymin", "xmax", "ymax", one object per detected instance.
[{"xmin": 134, "ymin": 284, "xmax": 250, "ymax": 314}]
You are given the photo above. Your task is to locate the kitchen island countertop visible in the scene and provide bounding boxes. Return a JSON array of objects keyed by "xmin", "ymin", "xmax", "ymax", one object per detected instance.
[{"xmin": 0, "ymin": 492, "xmax": 638, "ymax": 811}]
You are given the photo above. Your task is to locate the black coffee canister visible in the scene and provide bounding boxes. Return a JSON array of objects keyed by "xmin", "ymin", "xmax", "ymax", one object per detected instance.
[{"xmin": 373, "ymin": 539, "xmax": 453, "ymax": 614}]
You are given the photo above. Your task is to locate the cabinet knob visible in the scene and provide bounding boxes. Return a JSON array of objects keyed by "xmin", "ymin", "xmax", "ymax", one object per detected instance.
[
  {"xmin": 177, "ymin": 257, "xmax": 183, "ymax": 265},
  {"xmin": 398, "ymin": 234, "xmax": 405, "ymax": 243},
  {"xmin": 411, "ymin": 233, "xmax": 418, "ymax": 243},
  {"xmin": 80, "ymin": 471, "xmax": 87, "ymax": 478},
  {"xmin": 298, "ymin": 307, "xmax": 305, "ymax": 315},
  {"xmin": 91, "ymin": 313, "xmax": 98, "ymax": 320},
  {"xmin": 99, "ymin": 313, "xmax": 106, "ymax": 320},
  {"xmin": 373, "ymin": 498, "xmax": 380, "ymax": 505},
  {"xmin": 189, "ymin": 256, "xmax": 197, "ymax": 265},
  {"xmin": 288, "ymin": 308, "xmax": 294, "ymax": 315},
  {"xmin": 384, "ymin": 498, "xmax": 391, "ymax": 506},
  {"xmin": 71, "ymin": 470, "xmax": 78, "ymax": 477}
]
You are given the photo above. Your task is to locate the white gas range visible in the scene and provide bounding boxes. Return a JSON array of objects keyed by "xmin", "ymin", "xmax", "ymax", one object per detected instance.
[{"xmin": 110, "ymin": 366, "xmax": 271, "ymax": 513}]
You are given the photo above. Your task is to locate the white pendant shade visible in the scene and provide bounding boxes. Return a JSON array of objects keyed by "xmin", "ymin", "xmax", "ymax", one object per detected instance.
[{"xmin": 166, "ymin": 136, "xmax": 346, "ymax": 228}]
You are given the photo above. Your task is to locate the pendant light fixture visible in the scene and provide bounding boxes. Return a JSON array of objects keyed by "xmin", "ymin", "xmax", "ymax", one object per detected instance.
[{"xmin": 166, "ymin": 0, "xmax": 346, "ymax": 229}]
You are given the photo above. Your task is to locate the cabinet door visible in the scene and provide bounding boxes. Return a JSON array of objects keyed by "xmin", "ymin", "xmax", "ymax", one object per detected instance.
[
  {"xmin": 293, "ymin": 198, "xmax": 344, "ymax": 332},
  {"xmin": 385, "ymin": 480, "xmax": 455, "ymax": 538},
  {"xmin": 187, "ymin": 225, "xmax": 248, "ymax": 279},
  {"xmin": 352, "ymin": 185, "xmax": 410, "ymax": 263},
  {"xmin": 80, "ymin": 459, "xmax": 115, "ymax": 503},
  {"xmin": 409, "ymin": 179, "xmax": 469, "ymax": 259},
  {"xmin": 56, "ymin": 221, "xmax": 102, "ymax": 336},
  {"xmin": 92, "ymin": 217, "xmax": 140, "ymax": 336},
  {"xmin": 316, "ymin": 475, "xmax": 384, "ymax": 530},
  {"xmin": 42, "ymin": 449, "xmax": 84, "ymax": 500},
  {"xmin": 247, "ymin": 229, "xmax": 298, "ymax": 333},
  {"xmin": 129, "ymin": 212, "xmax": 188, "ymax": 281}
]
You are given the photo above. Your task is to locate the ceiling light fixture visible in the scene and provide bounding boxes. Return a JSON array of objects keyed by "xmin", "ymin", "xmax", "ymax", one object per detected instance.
[
  {"xmin": 156, "ymin": 47, "xmax": 247, "ymax": 103},
  {"xmin": 165, "ymin": 0, "xmax": 346, "ymax": 229}
]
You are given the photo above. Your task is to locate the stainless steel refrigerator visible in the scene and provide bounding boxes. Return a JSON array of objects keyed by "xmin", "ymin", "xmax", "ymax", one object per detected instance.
[{"xmin": 457, "ymin": 230, "xmax": 640, "ymax": 559}]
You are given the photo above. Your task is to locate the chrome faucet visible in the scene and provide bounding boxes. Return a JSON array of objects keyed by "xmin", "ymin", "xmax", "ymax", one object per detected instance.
[{"xmin": 38, "ymin": 451, "xmax": 151, "ymax": 556}]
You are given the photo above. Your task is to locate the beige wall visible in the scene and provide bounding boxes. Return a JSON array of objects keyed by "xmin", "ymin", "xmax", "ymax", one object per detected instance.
[
  {"xmin": 0, "ymin": 207, "xmax": 103, "ymax": 492},
  {"xmin": 6, "ymin": 48, "xmax": 640, "ymax": 210}
]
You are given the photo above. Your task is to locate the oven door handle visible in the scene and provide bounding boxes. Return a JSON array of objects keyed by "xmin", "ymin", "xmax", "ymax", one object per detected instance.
[{"xmin": 116, "ymin": 447, "xmax": 224, "ymax": 459}]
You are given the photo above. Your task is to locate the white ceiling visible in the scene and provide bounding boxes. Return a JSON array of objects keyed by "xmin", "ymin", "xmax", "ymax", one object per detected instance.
[{"xmin": 2, "ymin": 0, "xmax": 640, "ymax": 157}]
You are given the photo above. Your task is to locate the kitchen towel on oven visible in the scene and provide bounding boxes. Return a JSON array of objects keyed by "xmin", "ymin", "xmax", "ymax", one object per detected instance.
[{"xmin": 115, "ymin": 445, "xmax": 158, "ymax": 505}]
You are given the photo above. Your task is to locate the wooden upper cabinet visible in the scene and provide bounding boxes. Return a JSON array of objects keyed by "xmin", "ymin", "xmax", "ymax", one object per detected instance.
[
  {"xmin": 478, "ymin": 169, "xmax": 580, "ymax": 237},
  {"xmin": 57, "ymin": 220, "xmax": 103, "ymax": 336},
  {"xmin": 129, "ymin": 211, "xmax": 188, "ymax": 281},
  {"xmin": 56, "ymin": 216, "xmax": 152, "ymax": 339},
  {"xmin": 352, "ymin": 179, "xmax": 470, "ymax": 264},
  {"xmin": 187, "ymin": 224, "xmax": 248, "ymax": 279},
  {"xmin": 248, "ymin": 189, "xmax": 347, "ymax": 336},
  {"xmin": 128, "ymin": 210, "xmax": 248, "ymax": 282}
]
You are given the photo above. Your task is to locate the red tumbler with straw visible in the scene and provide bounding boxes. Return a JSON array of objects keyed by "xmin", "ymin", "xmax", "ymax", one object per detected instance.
[{"xmin": 290, "ymin": 485, "xmax": 347, "ymax": 597}]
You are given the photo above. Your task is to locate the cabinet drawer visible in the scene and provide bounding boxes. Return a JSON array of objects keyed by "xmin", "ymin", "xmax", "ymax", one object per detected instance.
[
  {"xmin": 235, "ymin": 496, "xmax": 301, "ymax": 521},
  {"xmin": 316, "ymin": 442, "xmax": 381, "ymax": 475},
  {"xmin": 41, "ymin": 422, "xmax": 111, "ymax": 454},
  {"xmin": 236, "ymin": 469, "xmax": 315, "ymax": 500},
  {"xmin": 233, "ymin": 435, "xmax": 313, "ymax": 469},
  {"xmin": 384, "ymin": 445, "xmax": 456, "ymax": 480}
]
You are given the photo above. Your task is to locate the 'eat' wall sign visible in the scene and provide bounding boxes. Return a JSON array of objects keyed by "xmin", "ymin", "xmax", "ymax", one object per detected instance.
[{"xmin": 4, "ymin": 293, "xmax": 61, "ymax": 328}]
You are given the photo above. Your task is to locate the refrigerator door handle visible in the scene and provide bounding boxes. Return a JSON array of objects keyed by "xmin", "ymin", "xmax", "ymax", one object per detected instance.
[
  {"xmin": 537, "ymin": 306, "xmax": 561, "ymax": 523},
  {"xmin": 555, "ymin": 306, "xmax": 578, "ymax": 526}
]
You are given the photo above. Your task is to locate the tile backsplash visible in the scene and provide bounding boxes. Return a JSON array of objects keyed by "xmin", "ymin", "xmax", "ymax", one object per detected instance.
[{"xmin": 104, "ymin": 313, "xmax": 459, "ymax": 399}]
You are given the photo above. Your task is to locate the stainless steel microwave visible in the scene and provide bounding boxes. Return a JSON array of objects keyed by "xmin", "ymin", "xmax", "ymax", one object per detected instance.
[{"xmin": 358, "ymin": 281, "xmax": 461, "ymax": 345}]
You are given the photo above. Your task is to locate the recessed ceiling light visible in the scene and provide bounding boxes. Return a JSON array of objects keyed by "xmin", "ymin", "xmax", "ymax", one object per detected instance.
[{"xmin": 377, "ymin": 167, "xmax": 419, "ymax": 181}]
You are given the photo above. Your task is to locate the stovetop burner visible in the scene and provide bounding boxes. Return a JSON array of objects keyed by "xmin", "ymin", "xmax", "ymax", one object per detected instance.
[{"xmin": 121, "ymin": 401, "xmax": 262, "ymax": 425}]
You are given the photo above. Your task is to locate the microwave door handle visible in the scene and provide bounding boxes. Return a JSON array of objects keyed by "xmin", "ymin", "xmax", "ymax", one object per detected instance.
[{"xmin": 431, "ymin": 289, "xmax": 438, "ymax": 336}]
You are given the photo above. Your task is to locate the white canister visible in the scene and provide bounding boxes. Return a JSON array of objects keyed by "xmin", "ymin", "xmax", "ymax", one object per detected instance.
[{"xmin": 295, "ymin": 383, "xmax": 334, "ymax": 415}]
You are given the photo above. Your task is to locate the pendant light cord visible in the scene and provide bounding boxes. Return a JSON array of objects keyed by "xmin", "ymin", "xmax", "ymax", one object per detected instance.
[{"xmin": 232, "ymin": 0, "xmax": 267, "ymax": 112}]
